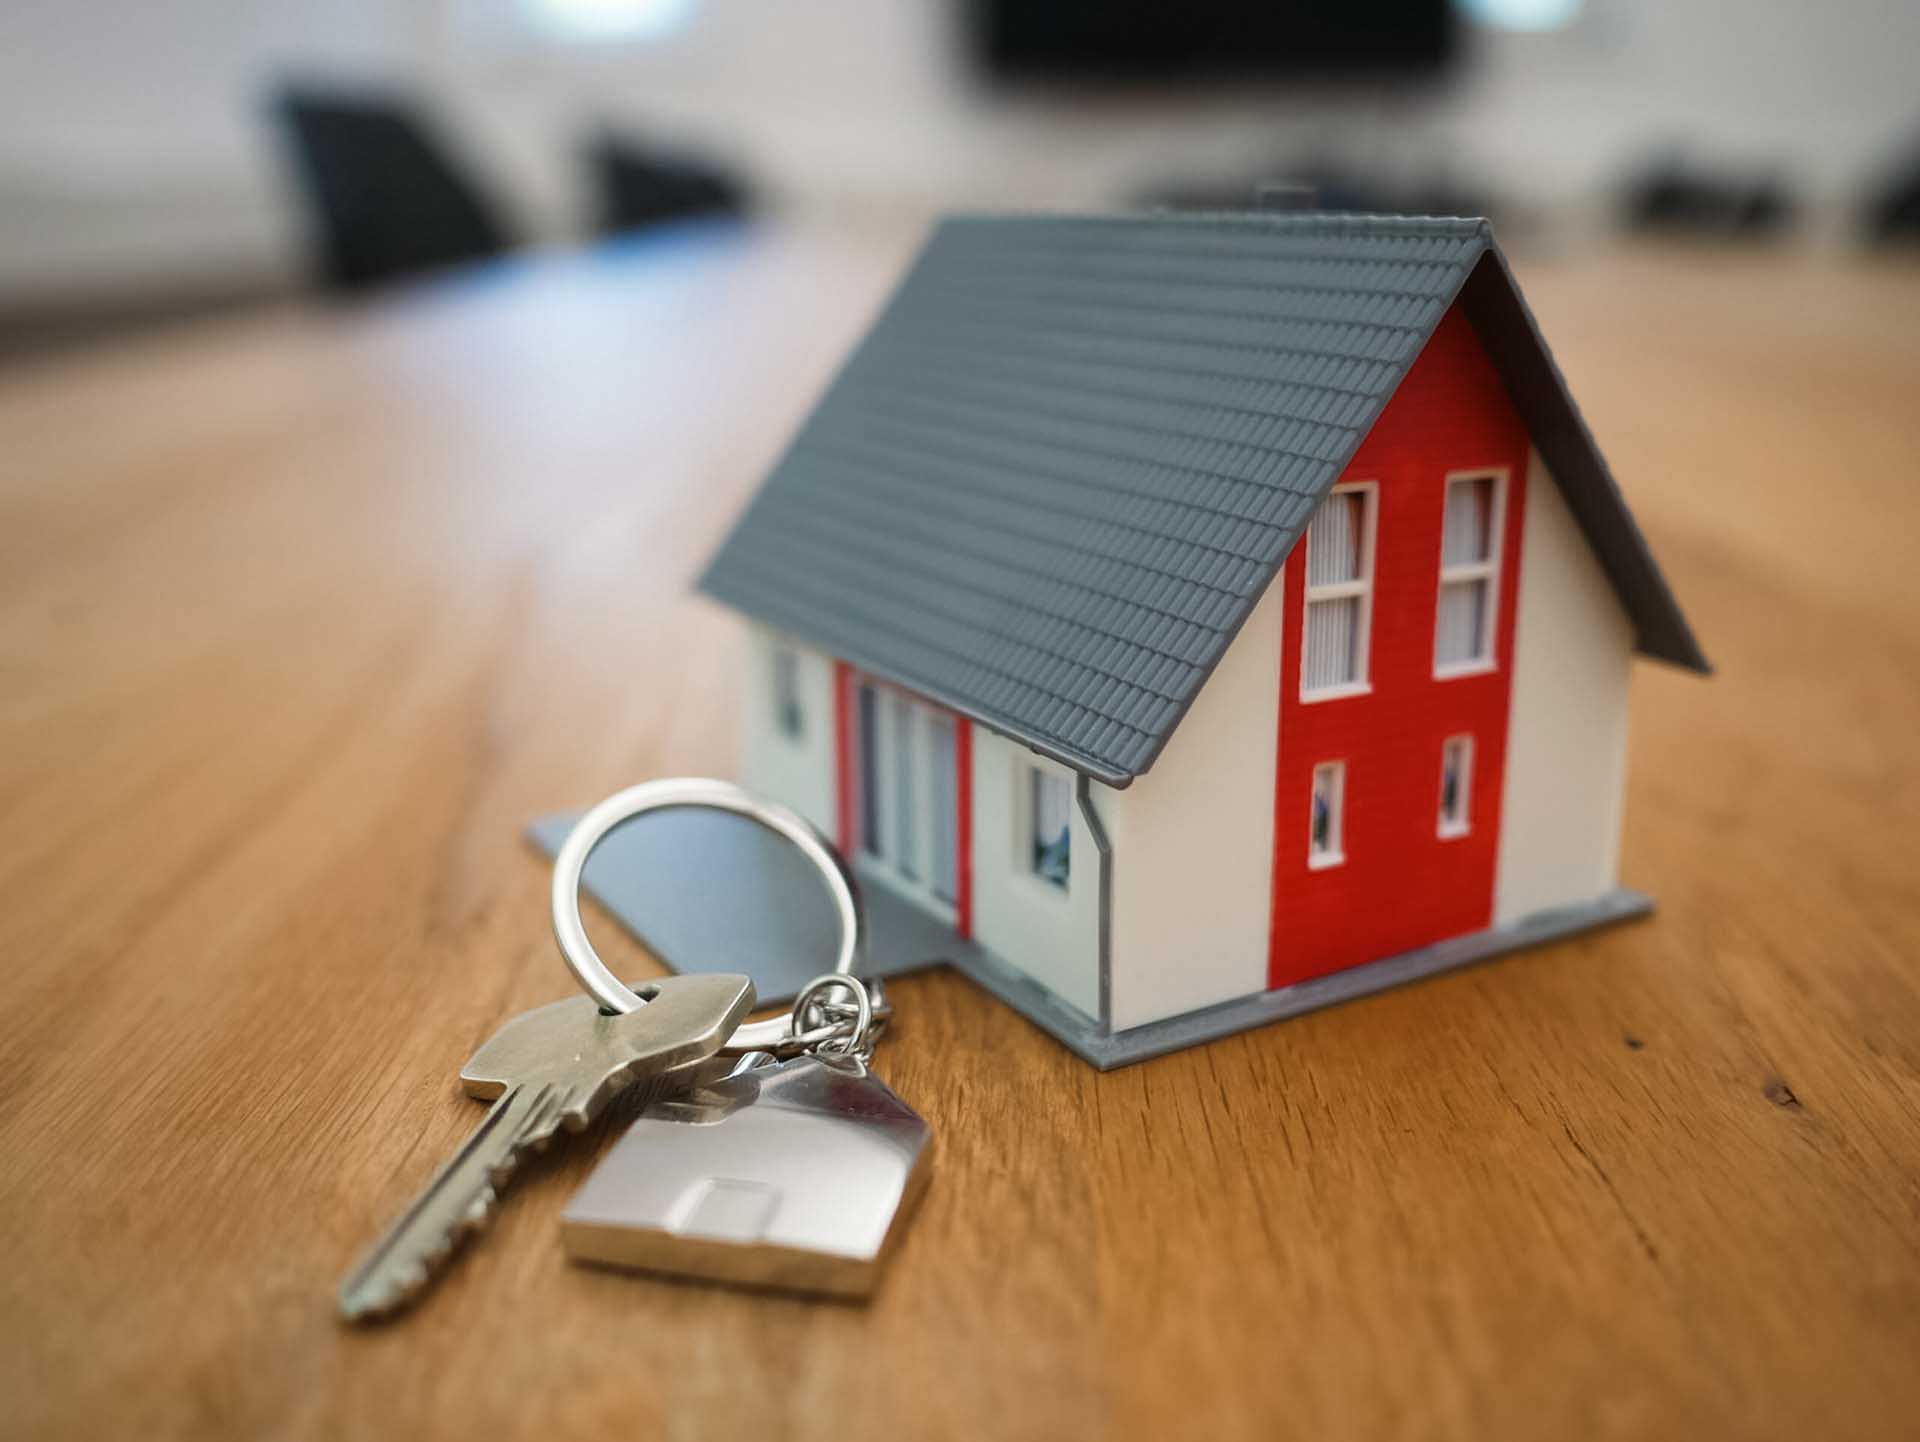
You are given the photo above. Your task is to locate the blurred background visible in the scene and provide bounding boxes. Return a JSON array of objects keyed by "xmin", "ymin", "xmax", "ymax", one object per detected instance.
[{"xmin": 5, "ymin": 0, "xmax": 1920, "ymax": 358}]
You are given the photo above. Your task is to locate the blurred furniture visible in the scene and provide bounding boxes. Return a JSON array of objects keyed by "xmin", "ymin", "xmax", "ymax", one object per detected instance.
[
  {"xmin": 1862, "ymin": 138, "xmax": 1920, "ymax": 245},
  {"xmin": 272, "ymin": 89, "xmax": 514, "ymax": 290},
  {"xmin": 3, "ymin": 225, "xmax": 1919, "ymax": 1440},
  {"xmin": 584, "ymin": 131, "xmax": 748, "ymax": 237},
  {"xmin": 1622, "ymin": 157, "xmax": 1796, "ymax": 239}
]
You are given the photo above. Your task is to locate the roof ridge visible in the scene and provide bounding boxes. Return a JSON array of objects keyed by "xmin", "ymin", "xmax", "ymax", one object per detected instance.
[{"xmin": 942, "ymin": 209, "xmax": 1494, "ymax": 240}]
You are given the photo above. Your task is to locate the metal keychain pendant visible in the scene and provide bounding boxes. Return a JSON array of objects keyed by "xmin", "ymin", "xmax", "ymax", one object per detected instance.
[
  {"xmin": 562, "ymin": 1047, "xmax": 932, "ymax": 1298},
  {"xmin": 547, "ymin": 778, "xmax": 933, "ymax": 1298}
]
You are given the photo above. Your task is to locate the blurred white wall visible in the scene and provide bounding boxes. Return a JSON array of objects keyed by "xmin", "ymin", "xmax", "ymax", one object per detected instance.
[
  {"xmin": 3, "ymin": 0, "xmax": 1918, "ymax": 309},
  {"xmin": 0, "ymin": 0, "xmax": 417, "ymax": 304}
]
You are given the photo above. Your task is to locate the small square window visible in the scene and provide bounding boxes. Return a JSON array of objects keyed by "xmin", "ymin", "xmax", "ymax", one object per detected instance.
[
  {"xmin": 773, "ymin": 647, "xmax": 804, "ymax": 740},
  {"xmin": 1439, "ymin": 735, "xmax": 1474, "ymax": 837},
  {"xmin": 1309, "ymin": 761, "xmax": 1346, "ymax": 867},
  {"xmin": 1029, "ymin": 768, "xmax": 1071, "ymax": 889}
]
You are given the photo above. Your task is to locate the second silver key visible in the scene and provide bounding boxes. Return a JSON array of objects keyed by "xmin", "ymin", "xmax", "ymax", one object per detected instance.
[{"xmin": 338, "ymin": 971, "xmax": 755, "ymax": 1321}]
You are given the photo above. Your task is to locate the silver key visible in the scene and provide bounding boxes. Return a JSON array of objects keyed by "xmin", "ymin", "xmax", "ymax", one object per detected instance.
[{"xmin": 338, "ymin": 972, "xmax": 754, "ymax": 1321}]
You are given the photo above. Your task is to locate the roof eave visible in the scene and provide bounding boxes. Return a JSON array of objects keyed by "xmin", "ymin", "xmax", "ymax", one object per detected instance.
[
  {"xmin": 695, "ymin": 585, "xmax": 1144, "ymax": 787},
  {"xmin": 1460, "ymin": 246, "xmax": 1711, "ymax": 675}
]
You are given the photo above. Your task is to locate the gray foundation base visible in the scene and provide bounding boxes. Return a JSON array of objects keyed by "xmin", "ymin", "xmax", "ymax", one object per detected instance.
[
  {"xmin": 530, "ymin": 809, "xmax": 1649, "ymax": 1069},
  {"xmin": 985, "ymin": 888, "xmax": 1654, "ymax": 1069}
]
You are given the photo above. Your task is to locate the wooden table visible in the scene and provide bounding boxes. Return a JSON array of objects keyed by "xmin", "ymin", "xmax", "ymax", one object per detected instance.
[{"xmin": 4, "ymin": 222, "xmax": 1918, "ymax": 1441}]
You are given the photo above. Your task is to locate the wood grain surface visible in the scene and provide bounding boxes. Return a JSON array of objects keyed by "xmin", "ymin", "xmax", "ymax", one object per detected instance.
[{"xmin": 3, "ymin": 222, "xmax": 1918, "ymax": 1442}]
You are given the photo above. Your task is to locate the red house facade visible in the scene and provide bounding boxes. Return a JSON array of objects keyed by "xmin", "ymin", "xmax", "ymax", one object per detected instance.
[{"xmin": 1271, "ymin": 305, "xmax": 1531, "ymax": 987}]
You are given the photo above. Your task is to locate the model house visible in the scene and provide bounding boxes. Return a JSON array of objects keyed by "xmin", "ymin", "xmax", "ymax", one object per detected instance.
[{"xmin": 700, "ymin": 211, "xmax": 1707, "ymax": 1068}]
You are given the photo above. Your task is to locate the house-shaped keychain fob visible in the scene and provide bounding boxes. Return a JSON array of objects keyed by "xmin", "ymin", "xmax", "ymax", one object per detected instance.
[{"xmin": 561, "ymin": 1054, "xmax": 932, "ymax": 1297}]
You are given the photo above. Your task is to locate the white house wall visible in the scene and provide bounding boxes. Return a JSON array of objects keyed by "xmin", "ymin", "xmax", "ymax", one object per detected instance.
[
  {"xmin": 739, "ymin": 624, "xmax": 836, "ymax": 840},
  {"xmin": 738, "ymin": 624, "xmax": 1103, "ymax": 1019},
  {"xmin": 969, "ymin": 733, "xmax": 1105, "ymax": 1020},
  {"xmin": 1494, "ymin": 449, "xmax": 1636, "ymax": 924},
  {"xmin": 1101, "ymin": 581, "xmax": 1284, "ymax": 1031}
]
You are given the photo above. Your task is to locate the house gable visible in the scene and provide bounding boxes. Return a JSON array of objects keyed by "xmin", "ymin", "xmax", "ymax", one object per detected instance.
[
  {"xmin": 1454, "ymin": 250, "xmax": 1702, "ymax": 673},
  {"xmin": 1270, "ymin": 302, "xmax": 1530, "ymax": 986},
  {"xmin": 699, "ymin": 211, "xmax": 1705, "ymax": 789}
]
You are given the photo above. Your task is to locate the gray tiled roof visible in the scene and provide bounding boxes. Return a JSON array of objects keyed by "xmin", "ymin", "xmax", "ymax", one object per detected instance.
[{"xmin": 700, "ymin": 211, "xmax": 1705, "ymax": 785}]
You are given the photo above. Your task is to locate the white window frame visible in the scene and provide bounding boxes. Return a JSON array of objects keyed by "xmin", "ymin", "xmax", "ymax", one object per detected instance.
[
  {"xmin": 1308, "ymin": 760, "xmax": 1347, "ymax": 869},
  {"xmin": 888, "ymin": 690, "xmax": 919, "ymax": 882},
  {"xmin": 1438, "ymin": 734, "xmax": 1474, "ymax": 839},
  {"xmin": 1433, "ymin": 469, "xmax": 1509, "ymax": 679},
  {"xmin": 927, "ymin": 713, "xmax": 958, "ymax": 905},
  {"xmin": 1299, "ymin": 481, "xmax": 1379, "ymax": 702},
  {"xmin": 854, "ymin": 677, "xmax": 957, "ymax": 922},
  {"xmin": 1017, "ymin": 761, "xmax": 1073, "ymax": 899}
]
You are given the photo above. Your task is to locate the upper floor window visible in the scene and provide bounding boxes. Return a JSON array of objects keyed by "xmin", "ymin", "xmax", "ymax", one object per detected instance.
[
  {"xmin": 1435, "ymin": 472, "xmax": 1506, "ymax": 674},
  {"xmin": 1439, "ymin": 734, "xmax": 1474, "ymax": 837},
  {"xmin": 1030, "ymin": 766, "xmax": 1071, "ymax": 889},
  {"xmin": 1302, "ymin": 483, "xmax": 1377, "ymax": 698},
  {"xmin": 773, "ymin": 646, "xmax": 804, "ymax": 740}
]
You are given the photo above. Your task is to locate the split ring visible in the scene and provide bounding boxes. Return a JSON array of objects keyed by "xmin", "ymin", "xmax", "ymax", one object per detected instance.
[
  {"xmin": 793, "ymin": 973, "xmax": 875, "ymax": 1057},
  {"xmin": 549, "ymin": 777, "xmax": 865, "ymax": 1021}
]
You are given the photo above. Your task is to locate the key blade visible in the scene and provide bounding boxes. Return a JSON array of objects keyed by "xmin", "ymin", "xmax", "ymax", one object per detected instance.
[
  {"xmin": 339, "ymin": 975, "xmax": 755, "ymax": 1323},
  {"xmin": 460, "ymin": 973, "xmax": 756, "ymax": 1101},
  {"xmin": 339, "ymin": 1082, "xmax": 562, "ymax": 1321}
]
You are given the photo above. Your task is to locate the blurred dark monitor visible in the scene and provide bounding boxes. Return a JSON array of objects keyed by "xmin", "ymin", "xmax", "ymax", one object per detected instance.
[{"xmin": 971, "ymin": 0, "xmax": 1456, "ymax": 80}]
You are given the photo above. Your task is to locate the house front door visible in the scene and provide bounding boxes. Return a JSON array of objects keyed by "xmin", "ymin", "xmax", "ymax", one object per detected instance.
[{"xmin": 853, "ymin": 678, "xmax": 961, "ymax": 919}]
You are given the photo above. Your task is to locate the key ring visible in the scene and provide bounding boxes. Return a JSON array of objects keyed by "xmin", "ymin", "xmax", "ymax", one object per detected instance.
[{"xmin": 549, "ymin": 777, "xmax": 873, "ymax": 1056}]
